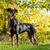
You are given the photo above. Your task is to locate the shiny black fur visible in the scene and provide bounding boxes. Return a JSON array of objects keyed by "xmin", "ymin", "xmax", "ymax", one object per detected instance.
[
  {"xmin": 7, "ymin": 8, "xmax": 37, "ymax": 46},
  {"xmin": 9, "ymin": 17, "xmax": 37, "ymax": 46}
]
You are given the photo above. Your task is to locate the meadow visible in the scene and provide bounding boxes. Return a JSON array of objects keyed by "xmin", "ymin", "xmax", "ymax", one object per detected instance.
[
  {"xmin": 0, "ymin": 0, "xmax": 50, "ymax": 50},
  {"xmin": 0, "ymin": 43, "xmax": 50, "ymax": 50}
]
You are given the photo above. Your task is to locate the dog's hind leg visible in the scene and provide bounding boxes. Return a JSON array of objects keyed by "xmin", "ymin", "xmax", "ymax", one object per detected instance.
[
  {"xmin": 32, "ymin": 34, "xmax": 38, "ymax": 45},
  {"xmin": 27, "ymin": 31, "xmax": 34, "ymax": 44},
  {"xmin": 30, "ymin": 25, "xmax": 38, "ymax": 45}
]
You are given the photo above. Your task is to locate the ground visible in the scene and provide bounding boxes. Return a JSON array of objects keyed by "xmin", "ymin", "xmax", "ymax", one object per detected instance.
[{"xmin": 0, "ymin": 42, "xmax": 50, "ymax": 50}]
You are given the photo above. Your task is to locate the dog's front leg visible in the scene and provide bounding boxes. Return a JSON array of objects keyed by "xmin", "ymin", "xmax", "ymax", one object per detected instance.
[
  {"xmin": 16, "ymin": 22, "xmax": 19, "ymax": 46},
  {"xmin": 16, "ymin": 34, "xmax": 18, "ymax": 46},
  {"xmin": 11, "ymin": 34, "xmax": 14, "ymax": 46}
]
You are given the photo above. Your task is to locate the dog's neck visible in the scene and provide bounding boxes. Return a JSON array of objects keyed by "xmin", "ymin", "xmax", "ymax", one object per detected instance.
[{"xmin": 9, "ymin": 16, "xmax": 15, "ymax": 20}]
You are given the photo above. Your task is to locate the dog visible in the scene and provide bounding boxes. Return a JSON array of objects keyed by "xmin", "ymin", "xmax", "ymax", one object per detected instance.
[{"xmin": 7, "ymin": 8, "xmax": 37, "ymax": 46}]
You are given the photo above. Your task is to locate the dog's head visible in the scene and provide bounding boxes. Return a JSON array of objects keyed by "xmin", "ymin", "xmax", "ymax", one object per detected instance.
[{"xmin": 7, "ymin": 8, "xmax": 18, "ymax": 14}]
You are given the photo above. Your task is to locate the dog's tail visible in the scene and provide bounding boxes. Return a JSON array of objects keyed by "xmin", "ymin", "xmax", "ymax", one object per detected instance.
[{"xmin": 31, "ymin": 23, "xmax": 39, "ymax": 30}]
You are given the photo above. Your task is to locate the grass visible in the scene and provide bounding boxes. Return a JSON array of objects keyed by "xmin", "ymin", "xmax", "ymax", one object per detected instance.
[{"xmin": 0, "ymin": 43, "xmax": 50, "ymax": 50}]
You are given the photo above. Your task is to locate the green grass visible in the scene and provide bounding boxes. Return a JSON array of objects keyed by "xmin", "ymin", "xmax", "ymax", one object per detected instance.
[{"xmin": 0, "ymin": 43, "xmax": 50, "ymax": 50}]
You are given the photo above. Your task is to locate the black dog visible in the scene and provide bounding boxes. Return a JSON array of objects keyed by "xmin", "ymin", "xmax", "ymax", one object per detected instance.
[{"xmin": 7, "ymin": 8, "xmax": 37, "ymax": 46}]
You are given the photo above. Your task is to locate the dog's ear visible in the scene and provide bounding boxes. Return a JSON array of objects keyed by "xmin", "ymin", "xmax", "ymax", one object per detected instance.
[
  {"xmin": 14, "ymin": 9, "xmax": 18, "ymax": 12},
  {"xmin": 7, "ymin": 8, "xmax": 18, "ymax": 13},
  {"xmin": 7, "ymin": 8, "xmax": 12, "ymax": 12}
]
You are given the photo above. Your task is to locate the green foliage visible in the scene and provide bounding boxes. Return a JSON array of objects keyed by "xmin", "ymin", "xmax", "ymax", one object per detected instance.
[{"xmin": 0, "ymin": 0, "xmax": 50, "ymax": 43}]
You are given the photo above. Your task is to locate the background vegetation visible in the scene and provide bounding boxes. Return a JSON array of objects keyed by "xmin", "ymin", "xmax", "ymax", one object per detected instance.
[{"xmin": 0, "ymin": 0, "xmax": 50, "ymax": 44}]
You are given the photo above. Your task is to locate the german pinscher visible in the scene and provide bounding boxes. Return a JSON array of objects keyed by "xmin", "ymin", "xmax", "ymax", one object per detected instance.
[{"xmin": 7, "ymin": 8, "xmax": 37, "ymax": 46}]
